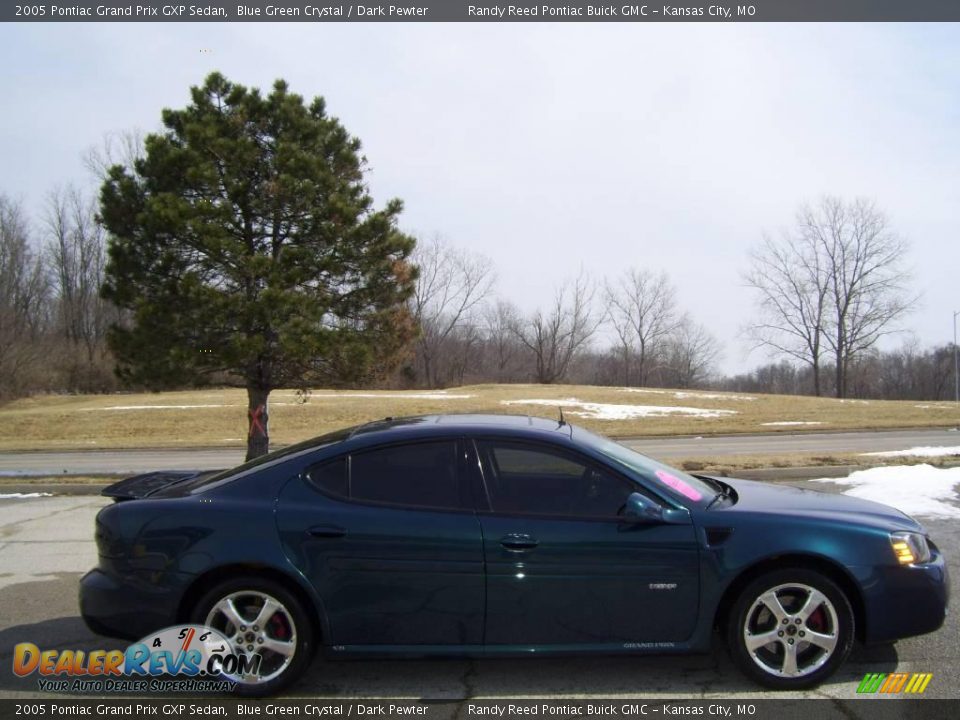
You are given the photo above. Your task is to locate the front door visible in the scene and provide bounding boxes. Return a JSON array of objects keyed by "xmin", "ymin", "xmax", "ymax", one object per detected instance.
[{"xmin": 474, "ymin": 439, "xmax": 700, "ymax": 647}]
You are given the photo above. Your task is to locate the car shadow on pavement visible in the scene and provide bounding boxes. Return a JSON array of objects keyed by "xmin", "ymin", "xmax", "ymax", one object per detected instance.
[{"xmin": 286, "ymin": 637, "xmax": 902, "ymax": 699}]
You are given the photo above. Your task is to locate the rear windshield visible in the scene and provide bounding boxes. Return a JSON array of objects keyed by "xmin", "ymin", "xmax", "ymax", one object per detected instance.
[{"xmin": 161, "ymin": 427, "xmax": 354, "ymax": 496}]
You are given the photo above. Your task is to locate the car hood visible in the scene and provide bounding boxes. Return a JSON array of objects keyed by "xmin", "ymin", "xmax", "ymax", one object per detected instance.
[{"xmin": 714, "ymin": 476, "xmax": 923, "ymax": 532}]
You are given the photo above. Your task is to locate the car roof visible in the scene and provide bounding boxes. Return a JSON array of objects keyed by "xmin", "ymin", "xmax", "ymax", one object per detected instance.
[{"xmin": 345, "ymin": 413, "xmax": 574, "ymax": 443}]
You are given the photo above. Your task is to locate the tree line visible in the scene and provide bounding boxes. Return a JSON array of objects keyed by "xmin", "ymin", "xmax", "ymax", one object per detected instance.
[{"xmin": 0, "ymin": 72, "xmax": 949, "ymax": 459}]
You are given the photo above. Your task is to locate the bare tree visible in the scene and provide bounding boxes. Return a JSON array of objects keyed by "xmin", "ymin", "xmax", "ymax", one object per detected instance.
[
  {"xmin": 744, "ymin": 226, "xmax": 829, "ymax": 396},
  {"xmin": 45, "ymin": 186, "xmax": 109, "ymax": 365},
  {"xmin": 0, "ymin": 195, "xmax": 50, "ymax": 397},
  {"xmin": 604, "ymin": 268, "xmax": 678, "ymax": 387},
  {"xmin": 514, "ymin": 270, "xmax": 600, "ymax": 384},
  {"xmin": 83, "ymin": 129, "xmax": 146, "ymax": 182},
  {"xmin": 483, "ymin": 300, "xmax": 524, "ymax": 381},
  {"xmin": 811, "ymin": 197, "xmax": 916, "ymax": 398},
  {"xmin": 662, "ymin": 316, "xmax": 721, "ymax": 389},
  {"xmin": 411, "ymin": 236, "xmax": 496, "ymax": 387},
  {"xmin": 745, "ymin": 197, "xmax": 914, "ymax": 398}
]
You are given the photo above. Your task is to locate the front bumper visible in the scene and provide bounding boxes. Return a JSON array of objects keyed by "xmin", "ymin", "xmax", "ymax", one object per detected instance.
[
  {"xmin": 857, "ymin": 545, "xmax": 950, "ymax": 644},
  {"xmin": 79, "ymin": 568, "xmax": 182, "ymax": 641}
]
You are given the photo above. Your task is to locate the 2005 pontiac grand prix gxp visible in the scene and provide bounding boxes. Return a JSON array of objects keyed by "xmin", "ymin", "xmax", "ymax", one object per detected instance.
[{"xmin": 80, "ymin": 414, "xmax": 949, "ymax": 696}]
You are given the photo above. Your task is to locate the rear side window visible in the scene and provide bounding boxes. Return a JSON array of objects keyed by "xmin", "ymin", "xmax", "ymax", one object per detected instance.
[
  {"xmin": 305, "ymin": 457, "xmax": 348, "ymax": 498},
  {"xmin": 351, "ymin": 441, "xmax": 460, "ymax": 510},
  {"xmin": 306, "ymin": 441, "xmax": 462, "ymax": 511}
]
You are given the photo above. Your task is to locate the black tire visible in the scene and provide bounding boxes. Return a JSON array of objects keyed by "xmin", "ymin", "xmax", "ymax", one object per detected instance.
[
  {"xmin": 190, "ymin": 576, "xmax": 314, "ymax": 697},
  {"xmin": 727, "ymin": 568, "xmax": 854, "ymax": 690}
]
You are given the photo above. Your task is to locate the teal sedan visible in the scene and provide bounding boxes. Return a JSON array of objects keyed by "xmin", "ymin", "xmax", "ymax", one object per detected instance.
[{"xmin": 80, "ymin": 414, "xmax": 949, "ymax": 696}]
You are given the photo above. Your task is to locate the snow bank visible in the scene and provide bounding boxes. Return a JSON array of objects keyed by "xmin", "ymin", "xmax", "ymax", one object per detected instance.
[
  {"xmin": 0, "ymin": 493, "xmax": 54, "ymax": 499},
  {"xmin": 812, "ymin": 464, "xmax": 960, "ymax": 519},
  {"xmin": 862, "ymin": 446, "xmax": 960, "ymax": 458}
]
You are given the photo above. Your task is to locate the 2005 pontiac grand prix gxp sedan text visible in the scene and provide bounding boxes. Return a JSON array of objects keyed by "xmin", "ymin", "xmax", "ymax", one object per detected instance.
[{"xmin": 80, "ymin": 414, "xmax": 949, "ymax": 696}]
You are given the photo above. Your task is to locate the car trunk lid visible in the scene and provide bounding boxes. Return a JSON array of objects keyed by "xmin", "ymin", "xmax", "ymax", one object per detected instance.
[{"xmin": 101, "ymin": 470, "xmax": 207, "ymax": 501}]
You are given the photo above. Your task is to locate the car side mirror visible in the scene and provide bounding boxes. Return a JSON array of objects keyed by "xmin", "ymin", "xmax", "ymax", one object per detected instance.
[{"xmin": 623, "ymin": 492, "xmax": 664, "ymax": 523}]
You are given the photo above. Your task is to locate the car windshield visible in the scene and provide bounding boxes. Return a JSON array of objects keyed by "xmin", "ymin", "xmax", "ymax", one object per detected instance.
[{"xmin": 577, "ymin": 429, "xmax": 715, "ymax": 504}]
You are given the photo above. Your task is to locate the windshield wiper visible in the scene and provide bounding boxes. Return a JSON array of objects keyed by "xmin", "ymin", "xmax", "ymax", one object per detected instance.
[{"xmin": 704, "ymin": 481, "xmax": 731, "ymax": 510}]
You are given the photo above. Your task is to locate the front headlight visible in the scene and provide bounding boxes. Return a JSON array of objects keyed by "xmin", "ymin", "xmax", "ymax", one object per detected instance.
[{"xmin": 890, "ymin": 531, "xmax": 931, "ymax": 565}]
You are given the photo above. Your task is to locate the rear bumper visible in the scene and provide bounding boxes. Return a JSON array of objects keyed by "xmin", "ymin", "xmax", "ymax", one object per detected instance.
[
  {"xmin": 79, "ymin": 568, "xmax": 181, "ymax": 641},
  {"xmin": 858, "ymin": 549, "xmax": 949, "ymax": 644}
]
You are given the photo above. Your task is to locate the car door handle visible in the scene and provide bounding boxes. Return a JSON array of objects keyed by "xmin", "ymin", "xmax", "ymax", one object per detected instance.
[
  {"xmin": 500, "ymin": 533, "xmax": 538, "ymax": 551},
  {"xmin": 307, "ymin": 524, "xmax": 347, "ymax": 539}
]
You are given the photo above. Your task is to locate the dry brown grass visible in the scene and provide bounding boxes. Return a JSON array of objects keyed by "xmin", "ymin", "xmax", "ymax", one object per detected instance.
[{"xmin": 0, "ymin": 383, "xmax": 957, "ymax": 452}]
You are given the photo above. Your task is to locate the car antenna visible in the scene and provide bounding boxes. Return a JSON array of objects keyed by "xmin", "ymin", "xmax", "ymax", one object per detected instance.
[{"xmin": 558, "ymin": 406, "xmax": 566, "ymax": 426}]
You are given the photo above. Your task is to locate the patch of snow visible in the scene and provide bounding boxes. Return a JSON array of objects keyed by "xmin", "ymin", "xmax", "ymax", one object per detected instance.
[
  {"xmin": 88, "ymin": 404, "xmax": 235, "ymax": 411},
  {"xmin": 761, "ymin": 421, "xmax": 825, "ymax": 426},
  {"xmin": 621, "ymin": 389, "xmax": 756, "ymax": 401},
  {"xmin": 310, "ymin": 393, "xmax": 474, "ymax": 400},
  {"xmin": 501, "ymin": 398, "xmax": 736, "ymax": 420},
  {"xmin": 673, "ymin": 391, "xmax": 755, "ymax": 402},
  {"xmin": 914, "ymin": 404, "xmax": 952, "ymax": 410},
  {"xmin": 812, "ymin": 464, "xmax": 960, "ymax": 519},
  {"xmin": 0, "ymin": 493, "xmax": 54, "ymax": 499},
  {"xmin": 862, "ymin": 446, "xmax": 960, "ymax": 459},
  {"xmin": 837, "ymin": 399, "xmax": 870, "ymax": 404}
]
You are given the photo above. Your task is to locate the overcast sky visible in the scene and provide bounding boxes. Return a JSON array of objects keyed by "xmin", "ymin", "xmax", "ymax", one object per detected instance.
[{"xmin": 2, "ymin": 22, "xmax": 958, "ymax": 374}]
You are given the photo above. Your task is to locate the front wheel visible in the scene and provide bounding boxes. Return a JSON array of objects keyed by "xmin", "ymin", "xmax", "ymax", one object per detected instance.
[
  {"xmin": 190, "ymin": 576, "xmax": 314, "ymax": 697},
  {"xmin": 727, "ymin": 568, "xmax": 854, "ymax": 689}
]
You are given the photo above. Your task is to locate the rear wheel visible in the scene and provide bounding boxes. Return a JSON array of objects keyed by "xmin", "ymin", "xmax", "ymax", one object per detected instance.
[
  {"xmin": 727, "ymin": 568, "xmax": 854, "ymax": 689},
  {"xmin": 190, "ymin": 576, "xmax": 314, "ymax": 697}
]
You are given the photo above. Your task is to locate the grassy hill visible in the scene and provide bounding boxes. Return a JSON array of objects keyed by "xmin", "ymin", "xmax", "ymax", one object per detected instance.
[{"xmin": 0, "ymin": 384, "xmax": 957, "ymax": 452}]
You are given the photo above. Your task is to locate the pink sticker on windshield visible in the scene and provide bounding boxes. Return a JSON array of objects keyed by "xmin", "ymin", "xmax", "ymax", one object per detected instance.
[{"xmin": 655, "ymin": 470, "xmax": 703, "ymax": 501}]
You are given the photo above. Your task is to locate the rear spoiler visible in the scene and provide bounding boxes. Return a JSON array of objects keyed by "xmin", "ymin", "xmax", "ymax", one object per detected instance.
[{"xmin": 101, "ymin": 470, "xmax": 208, "ymax": 501}]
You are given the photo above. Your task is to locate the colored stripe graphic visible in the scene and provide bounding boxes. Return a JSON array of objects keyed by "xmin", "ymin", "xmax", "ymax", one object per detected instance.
[
  {"xmin": 857, "ymin": 673, "xmax": 886, "ymax": 693},
  {"xmin": 880, "ymin": 673, "xmax": 908, "ymax": 693},
  {"xmin": 858, "ymin": 672, "xmax": 932, "ymax": 694}
]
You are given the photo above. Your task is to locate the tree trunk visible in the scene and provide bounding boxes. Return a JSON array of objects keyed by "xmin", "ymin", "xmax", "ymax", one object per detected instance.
[
  {"xmin": 246, "ymin": 385, "xmax": 271, "ymax": 461},
  {"xmin": 834, "ymin": 353, "xmax": 845, "ymax": 399},
  {"xmin": 812, "ymin": 358, "xmax": 821, "ymax": 397}
]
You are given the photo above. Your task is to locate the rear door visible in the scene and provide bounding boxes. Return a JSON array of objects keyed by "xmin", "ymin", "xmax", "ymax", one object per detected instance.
[
  {"xmin": 276, "ymin": 438, "xmax": 485, "ymax": 647},
  {"xmin": 473, "ymin": 439, "xmax": 700, "ymax": 646}
]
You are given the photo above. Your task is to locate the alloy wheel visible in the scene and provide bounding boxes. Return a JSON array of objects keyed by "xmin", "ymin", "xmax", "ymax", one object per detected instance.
[
  {"xmin": 205, "ymin": 590, "xmax": 298, "ymax": 685},
  {"xmin": 742, "ymin": 582, "xmax": 839, "ymax": 678}
]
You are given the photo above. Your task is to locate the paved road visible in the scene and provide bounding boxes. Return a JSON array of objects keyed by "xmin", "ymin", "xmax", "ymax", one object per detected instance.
[
  {"xmin": 1, "ymin": 428, "xmax": 958, "ymax": 476},
  {"xmin": 0, "ymin": 481, "xmax": 957, "ymax": 702}
]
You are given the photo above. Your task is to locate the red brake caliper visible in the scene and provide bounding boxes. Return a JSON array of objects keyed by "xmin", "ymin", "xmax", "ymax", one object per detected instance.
[
  {"xmin": 269, "ymin": 613, "xmax": 290, "ymax": 640},
  {"xmin": 808, "ymin": 606, "xmax": 826, "ymax": 632}
]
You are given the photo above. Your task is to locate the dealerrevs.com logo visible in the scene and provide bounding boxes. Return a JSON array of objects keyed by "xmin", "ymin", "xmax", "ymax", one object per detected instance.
[{"xmin": 13, "ymin": 624, "xmax": 257, "ymax": 693}]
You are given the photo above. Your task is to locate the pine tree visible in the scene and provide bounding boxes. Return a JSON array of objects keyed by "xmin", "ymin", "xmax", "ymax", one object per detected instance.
[{"xmin": 100, "ymin": 73, "xmax": 417, "ymax": 459}]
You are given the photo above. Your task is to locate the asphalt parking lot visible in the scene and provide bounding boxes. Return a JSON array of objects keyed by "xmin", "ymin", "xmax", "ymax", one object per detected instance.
[{"xmin": 0, "ymin": 481, "xmax": 956, "ymax": 703}]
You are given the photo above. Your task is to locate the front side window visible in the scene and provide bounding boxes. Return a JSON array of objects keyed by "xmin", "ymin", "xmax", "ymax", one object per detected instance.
[{"xmin": 477, "ymin": 441, "xmax": 632, "ymax": 518}]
